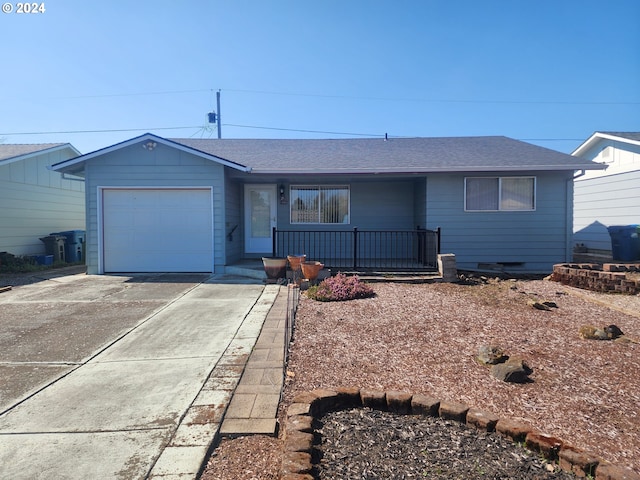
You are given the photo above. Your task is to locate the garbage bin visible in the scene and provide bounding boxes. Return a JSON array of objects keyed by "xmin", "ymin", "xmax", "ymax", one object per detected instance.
[
  {"xmin": 607, "ymin": 225, "xmax": 640, "ymax": 261},
  {"xmin": 39, "ymin": 235, "xmax": 66, "ymax": 263},
  {"xmin": 54, "ymin": 230, "xmax": 85, "ymax": 263}
]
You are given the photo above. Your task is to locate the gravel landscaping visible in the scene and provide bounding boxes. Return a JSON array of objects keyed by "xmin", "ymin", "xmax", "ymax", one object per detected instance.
[{"xmin": 202, "ymin": 274, "xmax": 640, "ymax": 479}]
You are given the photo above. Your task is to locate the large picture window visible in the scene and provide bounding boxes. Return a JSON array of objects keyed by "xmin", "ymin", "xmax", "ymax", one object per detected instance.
[
  {"xmin": 290, "ymin": 185, "xmax": 350, "ymax": 224},
  {"xmin": 465, "ymin": 177, "xmax": 535, "ymax": 211}
]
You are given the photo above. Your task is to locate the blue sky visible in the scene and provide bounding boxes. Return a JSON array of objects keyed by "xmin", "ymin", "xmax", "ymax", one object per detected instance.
[{"xmin": 1, "ymin": 0, "xmax": 638, "ymax": 154}]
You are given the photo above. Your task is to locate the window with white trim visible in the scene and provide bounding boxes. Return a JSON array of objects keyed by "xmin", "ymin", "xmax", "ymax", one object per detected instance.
[
  {"xmin": 465, "ymin": 177, "xmax": 536, "ymax": 211},
  {"xmin": 290, "ymin": 185, "xmax": 350, "ymax": 224}
]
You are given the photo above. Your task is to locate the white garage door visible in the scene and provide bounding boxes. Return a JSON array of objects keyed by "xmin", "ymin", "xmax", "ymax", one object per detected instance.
[{"xmin": 102, "ymin": 188, "xmax": 213, "ymax": 273}]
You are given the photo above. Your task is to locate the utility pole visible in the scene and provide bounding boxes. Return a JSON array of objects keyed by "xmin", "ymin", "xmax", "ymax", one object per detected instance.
[{"xmin": 216, "ymin": 89, "xmax": 222, "ymax": 139}]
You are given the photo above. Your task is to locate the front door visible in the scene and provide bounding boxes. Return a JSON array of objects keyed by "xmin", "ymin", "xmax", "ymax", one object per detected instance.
[{"xmin": 244, "ymin": 184, "xmax": 277, "ymax": 253}]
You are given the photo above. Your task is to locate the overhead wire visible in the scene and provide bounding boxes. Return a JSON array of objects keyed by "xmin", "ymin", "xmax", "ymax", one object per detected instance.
[
  {"xmin": 0, "ymin": 123, "xmax": 586, "ymax": 142},
  {"xmin": 1, "ymin": 86, "xmax": 631, "ymax": 140}
]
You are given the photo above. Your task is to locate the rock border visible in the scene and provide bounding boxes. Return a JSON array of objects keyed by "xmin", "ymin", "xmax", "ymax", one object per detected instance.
[
  {"xmin": 281, "ymin": 388, "xmax": 640, "ymax": 480},
  {"xmin": 550, "ymin": 263, "xmax": 640, "ymax": 294}
]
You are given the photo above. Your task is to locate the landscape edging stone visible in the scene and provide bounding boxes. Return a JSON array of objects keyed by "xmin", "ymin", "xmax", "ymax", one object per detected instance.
[{"xmin": 282, "ymin": 387, "xmax": 640, "ymax": 480}]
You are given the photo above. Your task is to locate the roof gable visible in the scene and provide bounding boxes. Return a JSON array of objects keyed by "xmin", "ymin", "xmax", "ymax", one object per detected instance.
[
  {"xmin": 0, "ymin": 143, "xmax": 80, "ymax": 165},
  {"xmin": 49, "ymin": 133, "xmax": 251, "ymax": 176},
  {"xmin": 572, "ymin": 131, "xmax": 640, "ymax": 157}
]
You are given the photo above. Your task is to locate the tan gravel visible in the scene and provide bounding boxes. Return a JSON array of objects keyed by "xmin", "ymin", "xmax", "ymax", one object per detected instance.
[{"xmin": 201, "ymin": 277, "xmax": 640, "ymax": 479}]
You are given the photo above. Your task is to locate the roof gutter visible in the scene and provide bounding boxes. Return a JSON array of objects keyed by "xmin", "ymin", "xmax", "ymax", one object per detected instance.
[{"xmin": 62, "ymin": 172, "xmax": 85, "ymax": 182}]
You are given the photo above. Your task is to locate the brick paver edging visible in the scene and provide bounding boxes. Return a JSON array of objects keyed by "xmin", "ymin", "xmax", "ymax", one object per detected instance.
[{"xmin": 280, "ymin": 388, "xmax": 640, "ymax": 480}]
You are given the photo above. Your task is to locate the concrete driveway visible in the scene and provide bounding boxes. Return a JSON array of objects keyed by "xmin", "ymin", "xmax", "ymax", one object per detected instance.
[{"xmin": 0, "ymin": 270, "xmax": 274, "ymax": 479}]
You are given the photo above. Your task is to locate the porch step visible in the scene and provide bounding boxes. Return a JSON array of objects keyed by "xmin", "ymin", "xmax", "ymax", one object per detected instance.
[
  {"xmin": 343, "ymin": 271, "xmax": 443, "ymax": 284},
  {"xmin": 224, "ymin": 263, "xmax": 443, "ymax": 284},
  {"xmin": 224, "ymin": 264, "xmax": 266, "ymax": 280}
]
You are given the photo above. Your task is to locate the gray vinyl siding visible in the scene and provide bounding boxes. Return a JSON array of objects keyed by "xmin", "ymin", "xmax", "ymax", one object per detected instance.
[
  {"xmin": 413, "ymin": 178, "xmax": 427, "ymax": 229},
  {"xmin": 0, "ymin": 149, "xmax": 84, "ymax": 256},
  {"xmin": 574, "ymin": 169, "xmax": 640, "ymax": 251},
  {"xmin": 83, "ymin": 142, "xmax": 225, "ymax": 274},
  {"xmin": 425, "ymin": 172, "xmax": 572, "ymax": 273},
  {"xmin": 224, "ymin": 174, "xmax": 243, "ymax": 264}
]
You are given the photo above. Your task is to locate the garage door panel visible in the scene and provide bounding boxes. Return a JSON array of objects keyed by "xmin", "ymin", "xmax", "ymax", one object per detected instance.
[{"xmin": 102, "ymin": 189, "xmax": 213, "ymax": 273}]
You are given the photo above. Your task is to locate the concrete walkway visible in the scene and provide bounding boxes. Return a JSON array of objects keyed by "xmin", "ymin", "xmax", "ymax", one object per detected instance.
[
  {"xmin": 220, "ymin": 283, "xmax": 293, "ymax": 437},
  {"xmin": 0, "ymin": 272, "xmax": 284, "ymax": 479}
]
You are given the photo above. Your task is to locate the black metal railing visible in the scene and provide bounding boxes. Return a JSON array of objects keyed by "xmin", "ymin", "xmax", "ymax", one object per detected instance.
[{"xmin": 273, "ymin": 226, "xmax": 440, "ymax": 271}]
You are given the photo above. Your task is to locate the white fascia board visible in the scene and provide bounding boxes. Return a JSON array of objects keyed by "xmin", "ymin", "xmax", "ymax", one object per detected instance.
[
  {"xmin": 50, "ymin": 133, "xmax": 251, "ymax": 173},
  {"xmin": 572, "ymin": 132, "xmax": 640, "ymax": 157},
  {"xmin": 251, "ymin": 164, "xmax": 607, "ymax": 175}
]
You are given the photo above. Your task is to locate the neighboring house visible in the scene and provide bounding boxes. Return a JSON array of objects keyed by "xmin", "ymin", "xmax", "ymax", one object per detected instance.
[
  {"xmin": 0, "ymin": 143, "xmax": 85, "ymax": 257},
  {"xmin": 50, "ymin": 133, "xmax": 603, "ymax": 275},
  {"xmin": 572, "ymin": 132, "xmax": 640, "ymax": 256}
]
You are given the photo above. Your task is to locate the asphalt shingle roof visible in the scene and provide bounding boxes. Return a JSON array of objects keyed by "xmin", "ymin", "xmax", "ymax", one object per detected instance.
[
  {"xmin": 0, "ymin": 143, "xmax": 67, "ymax": 163},
  {"xmin": 172, "ymin": 136, "xmax": 602, "ymax": 174},
  {"xmin": 599, "ymin": 132, "xmax": 640, "ymax": 142}
]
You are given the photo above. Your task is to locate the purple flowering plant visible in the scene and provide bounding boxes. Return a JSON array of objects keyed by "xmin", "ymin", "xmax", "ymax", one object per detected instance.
[{"xmin": 306, "ymin": 272, "xmax": 375, "ymax": 302}]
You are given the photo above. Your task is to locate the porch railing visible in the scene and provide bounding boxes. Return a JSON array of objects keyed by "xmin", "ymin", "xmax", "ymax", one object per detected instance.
[{"xmin": 273, "ymin": 226, "xmax": 440, "ymax": 271}]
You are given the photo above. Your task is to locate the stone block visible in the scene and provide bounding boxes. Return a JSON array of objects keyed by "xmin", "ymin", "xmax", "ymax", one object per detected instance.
[
  {"xmin": 335, "ymin": 387, "xmax": 363, "ymax": 408},
  {"xmin": 284, "ymin": 430, "xmax": 314, "ymax": 453},
  {"xmin": 411, "ymin": 395, "xmax": 440, "ymax": 416},
  {"xmin": 287, "ymin": 403, "xmax": 311, "ymax": 417},
  {"xmin": 466, "ymin": 408, "xmax": 499, "ymax": 432},
  {"xmin": 525, "ymin": 432, "xmax": 564, "ymax": 460},
  {"xmin": 596, "ymin": 464, "xmax": 640, "ymax": 480},
  {"xmin": 281, "ymin": 475, "xmax": 314, "ymax": 480},
  {"xmin": 438, "ymin": 401, "xmax": 469, "ymax": 422},
  {"xmin": 292, "ymin": 392, "xmax": 319, "ymax": 404},
  {"xmin": 286, "ymin": 414, "xmax": 313, "ymax": 433},
  {"xmin": 281, "ymin": 452, "xmax": 313, "ymax": 476},
  {"xmin": 495, "ymin": 419, "xmax": 532, "ymax": 443},
  {"xmin": 603, "ymin": 264, "xmax": 624, "ymax": 272},
  {"xmin": 558, "ymin": 446, "xmax": 599, "ymax": 478},
  {"xmin": 310, "ymin": 389, "xmax": 339, "ymax": 416},
  {"xmin": 360, "ymin": 389, "xmax": 387, "ymax": 409},
  {"xmin": 438, "ymin": 254, "xmax": 457, "ymax": 282},
  {"xmin": 386, "ymin": 391, "xmax": 413, "ymax": 414}
]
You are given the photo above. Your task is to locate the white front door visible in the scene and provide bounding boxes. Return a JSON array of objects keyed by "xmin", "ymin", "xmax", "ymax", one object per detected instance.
[{"xmin": 244, "ymin": 184, "xmax": 277, "ymax": 253}]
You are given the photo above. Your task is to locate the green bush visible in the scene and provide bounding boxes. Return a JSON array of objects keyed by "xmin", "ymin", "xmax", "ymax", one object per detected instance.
[{"xmin": 306, "ymin": 272, "xmax": 375, "ymax": 302}]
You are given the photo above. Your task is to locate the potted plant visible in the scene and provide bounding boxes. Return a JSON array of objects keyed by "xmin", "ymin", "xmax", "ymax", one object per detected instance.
[
  {"xmin": 301, "ymin": 261, "xmax": 324, "ymax": 282},
  {"xmin": 262, "ymin": 257, "xmax": 287, "ymax": 280}
]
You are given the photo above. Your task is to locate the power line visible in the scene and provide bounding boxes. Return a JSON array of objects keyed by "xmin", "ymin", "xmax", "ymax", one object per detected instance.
[
  {"xmin": 223, "ymin": 123, "xmax": 384, "ymax": 137},
  {"xmin": 7, "ymin": 86, "xmax": 638, "ymax": 106},
  {"xmin": 0, "ymin": 126, "xmax": 202, "ymax": 136},
  {"xmin": 0, "ymin": 123, "xmax": 587, "ymax": 142},
  {"xmin": 50, "ymin": 89, "xmax": 210, "ymax": 100},
  {"xmin": 223, "ymin": 88, "xmax": 640, "ymax": 106}
]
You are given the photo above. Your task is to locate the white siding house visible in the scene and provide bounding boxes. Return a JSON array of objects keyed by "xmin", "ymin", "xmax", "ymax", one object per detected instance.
[
  {"xmin": 572, "ymin": 132, "xmax": 640, "ymax": 256},
  {"xmin": 0, "ymin": 143, "xmax": 85, "ymax": 257}
]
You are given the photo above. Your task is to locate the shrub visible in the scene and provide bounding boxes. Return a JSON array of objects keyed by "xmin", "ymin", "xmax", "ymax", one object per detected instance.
[{"xmin": 306, "ymin": 272, "xmax": 375, "ymax": 302}]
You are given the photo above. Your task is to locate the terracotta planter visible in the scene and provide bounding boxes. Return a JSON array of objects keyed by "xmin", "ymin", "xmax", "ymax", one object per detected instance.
[
  {"xmin": 287, "ymin": 254, "xmax": 306, "ymax": 271},
  {"xmin": 262, "ymin": 257, "xmax": 287, "ymax": 279},
  {"xmin": 301, "ymin": 261, "xmax": 324, "ymax": 281}
]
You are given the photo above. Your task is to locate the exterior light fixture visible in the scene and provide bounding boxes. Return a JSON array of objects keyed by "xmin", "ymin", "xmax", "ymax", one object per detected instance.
[
  {"xmin": 142, "ymin": 141, "xmax": 157, "ymax": 151},
  {"xmin": 279, "ymin": 185, "xmax": 286, "ymax": 203}
]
